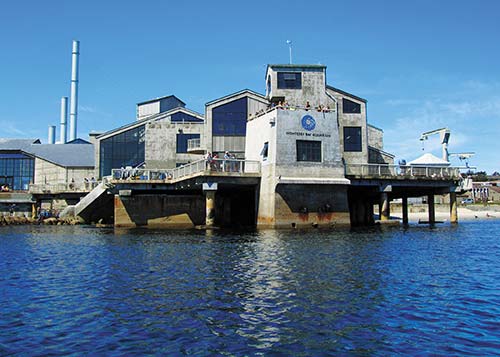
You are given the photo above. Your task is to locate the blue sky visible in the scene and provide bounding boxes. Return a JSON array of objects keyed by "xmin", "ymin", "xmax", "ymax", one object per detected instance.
[{"xmin": 0, "ymin": 0, "xmax": 498, "ymax": 173}]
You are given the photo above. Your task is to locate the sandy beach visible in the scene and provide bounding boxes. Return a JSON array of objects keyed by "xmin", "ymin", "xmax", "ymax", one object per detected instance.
[{"xmin": 387, "ymin": 204, "xmax": 500, "ymax": 223}]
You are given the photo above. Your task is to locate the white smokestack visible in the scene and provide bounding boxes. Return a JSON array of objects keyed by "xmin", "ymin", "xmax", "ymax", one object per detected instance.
[
  {"xmin": 48, "ymin": 125, "xmax": 56, "ymax": 144},
  {"xmin": 69, "ymin": 40, "xmax": 80, "ymax": 142},
  {"xmin": 60, "ymin": 96, "xmax": 68, "ymax": 144}
]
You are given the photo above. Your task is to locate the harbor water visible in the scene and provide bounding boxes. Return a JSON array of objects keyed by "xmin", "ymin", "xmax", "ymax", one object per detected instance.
[{"xmin": 1, "ymin": 222, "xmax": 499, "ymax": 355}]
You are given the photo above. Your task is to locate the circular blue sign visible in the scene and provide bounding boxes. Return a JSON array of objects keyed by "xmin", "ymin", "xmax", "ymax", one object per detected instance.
[{"xmin": 301, "ymin": 115, "xmax": 316, "ymax": 131}]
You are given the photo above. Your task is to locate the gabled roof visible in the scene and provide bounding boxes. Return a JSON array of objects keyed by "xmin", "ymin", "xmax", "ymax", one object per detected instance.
[
  {"xmin": 326, "ymin": 85, "xmax": 367, "ymax": 103},
  {"xmin": 0, "ymin": 139, "xmax": 94, "ymax": 167},
  {"xmin": 206, "ymin": 89, "xmax": 268, "ymax": 106},
  {"xmin": 368, "ymin": 146, "xmax": 395, "ymax": 158},
  {"xmin": 136, "ymin": 95, "xmax": 186, "ymax": 106},
  {"xmin": 0, "ymin": 138, "xmax": 40, "ymax": 151},
  {"xmin": 97, "ymin": 106, "xmax": 204, "ymax": 140},
  {"xmin": 29, "ymin": 143, "xmax": 94, "ymax": 167},
  {"xmin": 368, "ymin": 123, "xmax": 383, "ymax": 132},
  {"xmin": 408, "ymin": 153, "xmax": 450, "ymax": 166},
  {"xmin": 66, "ymin": 138, "xmax": 91, "ymax": 144}
]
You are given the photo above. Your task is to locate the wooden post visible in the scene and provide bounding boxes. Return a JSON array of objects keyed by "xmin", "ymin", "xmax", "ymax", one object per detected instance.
[
  {"xmin": 402, "ymin": 196, "xmax": 409, "ymax": 225},
  {"xmin": 428, "ymin": 194, "xmax": 435, "ymax": 224},
  {"xmin": 450, "ymin": 192, "xmax": 458, "ymax": 224}
]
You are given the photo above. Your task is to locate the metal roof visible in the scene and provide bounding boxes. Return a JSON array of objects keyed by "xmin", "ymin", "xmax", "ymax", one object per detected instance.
[
  {"xmin": 136, "ymin": 95, "xmax": 186, "ymax": 106},
  {"xmin": 326, "ymin": 85, "xmax": 367, "ymax": 103},
  {"xmin": 205, "ymin": 89, "xmax": 267, "ymax": 106},
  {"xmin": 28, "ymin": 143, "xmax": 94, "ymax": 167},
  {"xmin": 0, "ymin": 139, "xmax": 94, "ymax": 167},
  {"xmin": 0, "ymin": 138, "xmax": 40, "ymax": 151}
]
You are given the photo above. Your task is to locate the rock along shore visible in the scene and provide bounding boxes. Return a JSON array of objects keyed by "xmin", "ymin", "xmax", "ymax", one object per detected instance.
[{"xmin": 0, "ymin": 215, "xmax": 85, "ymax": 226}]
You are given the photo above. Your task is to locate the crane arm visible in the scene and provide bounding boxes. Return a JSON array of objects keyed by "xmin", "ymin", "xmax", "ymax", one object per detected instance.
[{"xmin": 420, "ymin": 127, "xmax": 450, "ymax": 143}]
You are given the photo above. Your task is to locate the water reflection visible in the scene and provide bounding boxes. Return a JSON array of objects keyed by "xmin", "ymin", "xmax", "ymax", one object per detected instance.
[{"xmin": 1, "ymin": 223, "xmax": 499, "ymax": 355}]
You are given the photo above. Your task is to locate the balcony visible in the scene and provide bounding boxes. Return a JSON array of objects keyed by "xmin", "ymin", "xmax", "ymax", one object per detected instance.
[{"xmin": 187, "ymin": 138, "xmax": 204, "ymax": 154}]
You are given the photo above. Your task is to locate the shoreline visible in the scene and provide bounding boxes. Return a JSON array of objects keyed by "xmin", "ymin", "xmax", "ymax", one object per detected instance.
[{"xmin": 392, "ymin": 205, "xmax": 500, "ymax": 223}]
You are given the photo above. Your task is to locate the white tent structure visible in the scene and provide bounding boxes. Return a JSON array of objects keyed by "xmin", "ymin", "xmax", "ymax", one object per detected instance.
[{"xmin": 408, "ymin": 153, "xmax": 450, "ymax": 167}]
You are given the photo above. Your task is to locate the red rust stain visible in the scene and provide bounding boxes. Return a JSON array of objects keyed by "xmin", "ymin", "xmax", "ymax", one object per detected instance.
[
  {"xmin": 298, "ymin": 213, "xmax": 309, "ymax": 221},
  {"xmin": 317, "ymin": 213, "xmax": 333, "ymax": 221}
]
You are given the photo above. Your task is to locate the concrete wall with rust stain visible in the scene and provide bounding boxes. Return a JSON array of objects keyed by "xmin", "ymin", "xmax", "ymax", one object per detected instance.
[{"xmin": 114, "ymin": 194, "xmax": 205, "ymax": 227}]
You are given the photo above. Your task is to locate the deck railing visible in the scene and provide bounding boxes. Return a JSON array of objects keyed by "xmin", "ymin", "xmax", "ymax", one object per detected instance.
[
  {"xmin": 345, "ymin": 164, "xmax": 461, "ymax": 179},
  {"xmin": 29, "ymin": 182, "xmax": 97, "ymax": 194},
  {"xmin": 110, "ymin": 158, "xmax": 261, "ymax": 183}
]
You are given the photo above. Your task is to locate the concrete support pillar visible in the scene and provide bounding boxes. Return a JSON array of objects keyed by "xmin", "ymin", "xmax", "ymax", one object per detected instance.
[
  {"xmin": 428, "ymin": 194, "xmax": 435, "ymax": 224},
  {"xmin": 32, "ymin": 203, "xmax": 37, "ymax": 219},
  {"xmin": 402, "ymin": 196, "xmax": 409, "ymax": 225},
  {"xmin": 205, "ymin": 190, "xmax": 215, "ymax": 226},
  {"xmin": 450, "ymin": 192, "xmax": 458, "ymax": 224},
  {"xmin": 380, "ymin": 192, "xmax": 390, "ymax": 221}
]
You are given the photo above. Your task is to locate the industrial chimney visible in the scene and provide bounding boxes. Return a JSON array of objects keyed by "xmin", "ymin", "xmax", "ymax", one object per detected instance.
[
  {"xmin": 60, "ymin": 96, "xmax": 68, "ymax": 143},
  {"xmin": 48, "ymin": 125, "xmax": 56, "ymax": 144},
  {"xmin": 69, "ymin": 40, "xmax": 80, "ymax": 142}
]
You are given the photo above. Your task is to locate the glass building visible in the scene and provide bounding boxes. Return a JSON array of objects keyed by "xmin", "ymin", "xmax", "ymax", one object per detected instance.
[
  {"xmin": 0, "ymin": 152, "xmax": 35, "ymax": 191},
  {"xmin": 99, "ymin": 125, "xmax": 145, "ymax": 177}
]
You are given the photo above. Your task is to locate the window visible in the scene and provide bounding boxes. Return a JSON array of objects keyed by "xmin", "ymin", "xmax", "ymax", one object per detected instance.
[
  {"xmin": 171, "ymin": 112, "xmax": 203, "ymax": 123},
  {"xmin": 277, "ymin": 72, "xmax": 302, "ymax": 89},
  {"xmin": 99, "ymin": 125, "xmax": 145, "ymax": 177},
  {"xmin": 176, "ymin": 133, "xmax": 200, "ymax": 153},
  {"xmin": 296, "ymin": 140, "xmax": 321, "ymax": 162},
  {"xmin": 260, "ymin": 142, "xmax": 269, "ymax": 160},
  {"xmin": 212, "ymin": 97, "xmax": 248, "ymax": 136},
  {"xmin": 0, "ymin": 152, "xmax": 34, "ymax": 190},
  {"xmin": 344, "ymin": 127, "xmax": 362, "ymax": 152},
  {"xmin": 342, "ymin": 98, "xmax": 361, "ymax": 114}
]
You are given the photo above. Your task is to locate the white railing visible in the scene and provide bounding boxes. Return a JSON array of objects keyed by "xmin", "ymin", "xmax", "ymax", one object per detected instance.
[
  {"xmin": 110, "ymin": 159, "xmax": 261, "ymax": 183},
  {"xmin": 187, "ymin": 138, "xmax": 201, "ymax": 151},
  {"xmin": 29, "ymin": 182, "xmax": 98, "ymax": 194},
  {"xmin": 345, "ymin": 164, "xmax": 461, "ymax": 179}
]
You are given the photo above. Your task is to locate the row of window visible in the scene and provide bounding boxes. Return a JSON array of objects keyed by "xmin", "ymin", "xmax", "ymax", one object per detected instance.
[{"xmin": 0, "ymin": 153, "xmax": 34, "ymax": 190}]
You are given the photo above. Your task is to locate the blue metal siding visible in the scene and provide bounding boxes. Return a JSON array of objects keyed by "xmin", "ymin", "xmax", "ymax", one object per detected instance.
[{"xmin": 160, "ymin": 97, "xmax": 185, "ymax": 113}]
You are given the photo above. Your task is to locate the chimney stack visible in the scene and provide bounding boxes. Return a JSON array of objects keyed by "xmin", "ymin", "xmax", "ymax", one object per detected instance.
[
  {"xmin": 48, "ymin": 125, "xmax": 56, "ymax": 144},
  {"xmin": 60, "ymin": 96, "xmax": 68, "ymax": 143},
  {"xmin": 69, "ymin": 40, "xmax": 80, "ymax": 142}
]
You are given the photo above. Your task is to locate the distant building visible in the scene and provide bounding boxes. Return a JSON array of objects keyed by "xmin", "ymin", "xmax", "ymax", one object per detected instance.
[{"xmin": 0, "ymin": 138, "xmax": 94, "ymax": 191}]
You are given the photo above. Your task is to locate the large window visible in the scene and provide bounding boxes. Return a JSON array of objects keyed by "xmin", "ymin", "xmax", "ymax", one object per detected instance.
[
  {"xmin": 176, "ymin": 133, "xmax": 200, "ymax": 153},
  {"xmin": 212, "ymin": 98, "xmax": 247, "ymax": 136},
  {"xmin": 277, "ymin": 72, "xmax": 302, "ymax": 89},
  {"xmin": 343, "ymin": 127, "xmax": 362, "ymax": 152},
  {"xmin": 171, "ymin": 112, "xmax": 203, "ymax": 123},
  {"xmin": 99, "ymin": 125, "xmax": 145, "ymax": 177},
  {"xmin": 0, "ymin": 152, "xmax": 34, "ymax": 190},
  {"xmin": 296, "ymin": 140, "xmax": 321, "ymax": 162},
  {"xmin": 342, "ymin": 98, "xmax": 361, "ymax": 114}
]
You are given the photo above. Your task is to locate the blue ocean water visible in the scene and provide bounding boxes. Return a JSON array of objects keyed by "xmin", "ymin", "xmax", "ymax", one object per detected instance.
[{"xmin": 1, "ymin": 222, "xmax": 499, "ymax": 356}]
